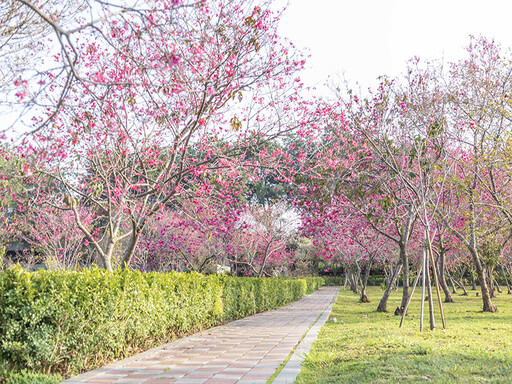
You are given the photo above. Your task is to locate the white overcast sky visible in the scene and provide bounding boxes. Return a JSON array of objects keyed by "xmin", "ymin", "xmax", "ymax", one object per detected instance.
[{"xmin": 277, "ymin": 0, "xmax": 512, "ymax": 93}]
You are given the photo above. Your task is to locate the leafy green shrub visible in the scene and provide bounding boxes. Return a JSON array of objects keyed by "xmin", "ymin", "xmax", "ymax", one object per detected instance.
[
  {"xmin": 322, "ymin": 275, "xmax": 386, "ymax": 287},
  {"xmin": 305, "ymin": 277, "xmax": 323, "ymax": 293},
  {"xmin": 323, "ymin": 276, "xmax": 344, "ymax": 286},
  {"xmin": 0, "ymin": 368, "xmax": 62, "ymax": 384},
  {"xmin": 367, "ymin": 275, "xmax": 386, "ymax": 286},
  {"xmin": 0, "ymin": 267, "xmax": 323, "ymax": 377},
  {"xmin": 220, "ymin": 276, "xmax": 323, "ymax": 320}
]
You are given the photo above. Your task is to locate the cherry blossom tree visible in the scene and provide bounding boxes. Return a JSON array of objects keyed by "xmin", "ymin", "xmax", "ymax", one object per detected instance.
[
  {"xmin": 229, "ymin": 202, "xmax": 298, "ymax": 277},
  {"xmin": 1, "ymin": 0, "xmax": 193, "ymax": 131},
  {"xmin": 2, "ymin": 0, "xmax": 315, "ymax": 270},
  {"xmin": 20, "ymin": 206, "xmax": 93, "ymax": 269}
]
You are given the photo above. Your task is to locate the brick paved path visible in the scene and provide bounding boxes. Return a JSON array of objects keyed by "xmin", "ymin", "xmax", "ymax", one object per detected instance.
[{"xmin": 64, "ymin": 286, "xmax": 339, "ymax": 384}]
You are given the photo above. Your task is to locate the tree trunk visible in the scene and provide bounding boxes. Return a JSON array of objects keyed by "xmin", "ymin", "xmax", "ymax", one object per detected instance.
[
  {"xmin": 257, "ymin": 243, "xmax": 273, "ymax": 277},
  {"xmin": 472, "ymin": 249, "xmax": 497, "ymax": 312},
  {"xmin": 494, "ymin": 278, "xmax": 502, "ymax": 294},
  {"xmin": 455, "ymin": 276, "xmax": 468, "ymax": 295},
  {"xmin": 102, "ymin": 240, "xmax": 116, "ymax": 271},
  {"xmin": 360, "ymin": 262, "xmax": 372, "ymax": 303},
  {"xmin": 377, "ymin": 262, "xmax": 402, "ymax": 312},
  {"xmin": 487, "ymin": 268, "xmax": 496, "ymax": 298},
  {"xmin": 399, "ymin": 264, "xmax": 423, "ymax": 328},
  {"xmin": 426, "ymin": 256, "xmax": 435, "ymax": 330},
  {"xmin": 501, "ymin": 265, "xmax": 511, "ymax": 294},
  {"xmin": 420, "ymin": 248, "xmax": 426, "ymax": 331},
  {"xmin": 121, "ymin": 229, "xmax": 141, "ymax": 269},
  {"xmin": 355, "ymin": 263, "xmax": 362, "ymax": 293},
  {"xmin": 448, "ymin": 272, "xmax": 458, "ymax": 294},
  {"xmin": 384, "ymin": 265, "xmax": 391, "ymax": 287},
  {"xmin": 392, "ymin": 276, "xmax": 399, "ymax": 291},
  {"xmin": 398, "ymin": 242, "xmax": 409, "ymax": 313},
  {"xmin": 348, "ymin": 270, "xmax": 358, "ymax": 293},
  {"xmin": 472, "ymin": 273, "xmax": 477, "ymax": 290},
  {"xmin": 445, "ymin": 269, "xmax": 458, "ymax": 294},
  {"xmin": 438, "ymin": 250, "xmax": 454, "ymax": 303}
]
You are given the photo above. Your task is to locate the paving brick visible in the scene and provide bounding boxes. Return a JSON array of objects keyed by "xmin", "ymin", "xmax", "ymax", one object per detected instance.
[
  {"xmin": 203, "ymin": 379, "xmax": 237, "ymax": 384},
  {"xmin": 63, "ymin": 287, "xmax": 338, "ymax": 384}
]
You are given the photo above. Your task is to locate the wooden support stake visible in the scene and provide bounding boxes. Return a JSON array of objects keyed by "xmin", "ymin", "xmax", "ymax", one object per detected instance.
[
  {"xmin": 420, "ymin": 243, "xmax": 426, "ymax": 332},
  {"xmin": 426, "ymin": 230, "xmax": 446, "ymax": 329},
  {"xmin": 399, "ymin": 263, "xmax": 423, "ymax": 328},
  {"xmin": 426, "ymin": 255, "xmax": 435, "ymax": 330}
]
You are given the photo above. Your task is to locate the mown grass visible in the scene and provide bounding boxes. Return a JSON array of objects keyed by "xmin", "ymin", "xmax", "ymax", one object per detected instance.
[{"xmin": 295, "ymin": 286, "xmax": 512, "ymax": 383}]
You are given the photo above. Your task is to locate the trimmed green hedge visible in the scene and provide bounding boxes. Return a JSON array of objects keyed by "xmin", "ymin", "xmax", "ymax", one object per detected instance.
[
  {"xmin": 0, "ymin": 267, "xmax": 323, "ymax": 377},
  {"xmin": 322, "ymin": 276, "xmax": 344, "ymax": 286},
  {"xmin": 322, "ymin": 275, "xmax": 386, "ymax": 287}
]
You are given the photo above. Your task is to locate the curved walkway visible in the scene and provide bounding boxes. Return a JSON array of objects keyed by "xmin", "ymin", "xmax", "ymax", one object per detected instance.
[{"xmin": 64, "ymin": 286, "xmax": 339, "ymax": 384}]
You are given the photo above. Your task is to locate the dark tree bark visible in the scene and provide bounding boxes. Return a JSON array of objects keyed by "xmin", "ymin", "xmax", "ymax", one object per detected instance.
[
  {"xmin": 360, "ymin": 262, "xmax": 372, "ymax": 303},
  {"xmin": 348, "ymin": 269, "xmax": 359, "ymax": 294},
  {"xmin": 487, "ymin": 268, "xmax": 496, "ymax": 298},
  {"xmin": 437, "ymin": 248, "xmax": 454, "ymax": 303},
  {"xmin": 426, "ymin": 257, "xmax": 435, "ymax": 330},
  {"xmin": 377, "ymin": 262, "xmax": 402, "ymax": 312},
  {"xmin": 494, "ymin": 278, "xmax": 502, "ymax": 294},
  {"xmin": 501, "ymin": 265, "xmax": 511, "ymax": 294},
  {"xmin": 448, "ymin": 271, "xmax": 458, "ymax": 294},
  {"xmin": 439, "ymin": 189, "xmax": 497, "ymax": 312},
  {"xmin": 448, "ymin": 269, "xmax": 467, "ymax": 295},
  {"xmin": 473, "ymin": 253, "xmax": 497, "ymax": 312},
  {"xmin": 398, "ymin": 242, "xmax": 409, "ymax": 312}
]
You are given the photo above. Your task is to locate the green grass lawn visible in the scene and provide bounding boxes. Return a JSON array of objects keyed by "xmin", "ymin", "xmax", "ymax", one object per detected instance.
[{"xmin": 295, "ymin": 286, "xmax": 512, "ymax": 384}]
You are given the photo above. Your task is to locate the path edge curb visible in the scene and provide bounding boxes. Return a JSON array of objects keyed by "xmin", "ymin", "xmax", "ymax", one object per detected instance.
[{"xmin": 271, "ymin": 286, "xmax": 340, "ymax": 384}]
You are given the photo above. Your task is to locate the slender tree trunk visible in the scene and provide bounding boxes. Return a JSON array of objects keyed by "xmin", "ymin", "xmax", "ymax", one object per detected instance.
[
  {"xmin": 456, "ymin": 277, "xmax": 468, "ymax": 295},
  {"xmin": 355, "ymin": 263, "xmax": 362, "ymax": 293},
  {"xmin": 398, "ymin": 242, "xmax": 409, "ymax": 314},
  {"xmin": 489, "ymin": 267, "xmax": 501, "ymax": 294},
  {"xmin": 384, "ymin": 265, "xmax": 391, "ymax": 287},
  {"xmin": 426, "ymin": 230, "xmax": 446, "ymax": 329},
  {"xmin": 487, "ymin": 269, "xmax": 494, "ymax": 297},
  {"xmin": 486, "ymin": 268, "xmax": 496, "ymax": 298},
  {"xmin": 360, "ymin": 262, "xmax": 372, "ymax": 303},
  {"xmin": 392, "ymin": 277, "xmax": 399, "ymax": 291},
  {"xmin": 467, "ymin": 137, "xmax": 497, "ymax": 312},
  {"xmin": 377, "ymin": 262, "xmax": 402, "ymax": 312},
  {"xmin": 257, "ymin": 243, "xmax": 273, "ymax": 277},
  {"xmin": 426, "ymin": 256, "xmax": 435, "ymax": 330},
  {"xmin": 399, "ymin": 264, "xmax": 423, "ymax": 328},
  {"xmin": 471, "ymin": 248, "xmax": 497, "ymax": 312},
  {"xmin": 438, "ymin": 250, "xmax": 454, "ymax": 303},
  {"xmin": 350, "ymin": 271, "xmax": 358, "ymax": 293},
  {"xmin": 494, "ymin": 278, "xmax": 502, "ymax": 294},
  {"xmin": 448, "ymin": 269, "xmax": 467, "ymax": 295},
  {"xmin": 445, "ymin": 269, "xmax": 458, "ymax": 294},
  {"xmin": 420, "ymin": 248, "xmax": 426, "ymax": 331},
  {"xmin": 471, "ymin": 273, "xmax": 477, "ymax": 290},
  {"xmin": 501, "ymin": 265, "xmax": 511, "ymax": 294},
  {"xmin": 121, "ymin": 230, "xmax": 141, "ymax": 269},
  {"xmin": 348, "ymin": 270, "xmax": 358, "ymax": 293},
  {"xmin": 95, "ymin": 250, "xmax": 107, "ymax": 269},
  {"xmin": 102, "ymin": 240, "xmax": 116, "ymax": 271}
]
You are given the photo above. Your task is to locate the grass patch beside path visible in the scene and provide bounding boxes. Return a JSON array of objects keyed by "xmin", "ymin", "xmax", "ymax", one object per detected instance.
[{"xmin": 295, "ymin": 286, "xmax": 512, "ymax": 384}]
